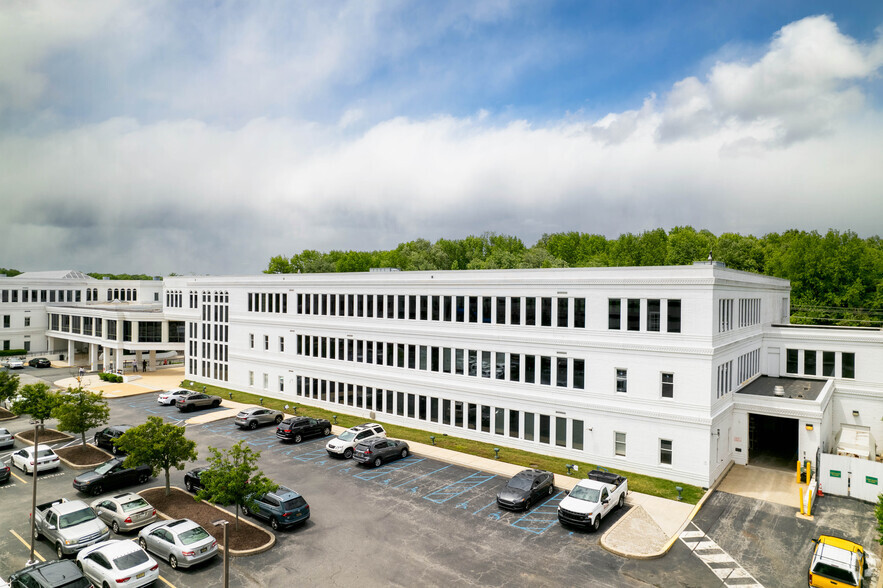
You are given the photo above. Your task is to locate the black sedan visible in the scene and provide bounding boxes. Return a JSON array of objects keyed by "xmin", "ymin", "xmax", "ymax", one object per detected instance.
[
  {"xmin": 176, "ymin": 393, "xmax": 222, "ymax": 412},
  {"xmin": 28, "ymin": 357, "xmax": 52, "ymax": 368},
  {"xmin": 73, "ymin": 458, "xmax": 152, "ymax": 496},
  {"xmin": 183, "ymin": 466, "xmax": 208, "ymax": 493},
  {"xmin": 275, "ymin": 417, "xmax": 331, "ymax": 443},
  {"xmin": 352, "ymin": 438, "xmax": 410, "ymax": 468},
  {"xmin": 93, "ymin": 425, "xmax": 133, "ymax": 455},
  {"xmin": 496, "ymin": 469, "xmax": 555, "ymax": 511},
  {"xmin": 0, "ymin": 461, "xmax": 10, "ymax": 484}
]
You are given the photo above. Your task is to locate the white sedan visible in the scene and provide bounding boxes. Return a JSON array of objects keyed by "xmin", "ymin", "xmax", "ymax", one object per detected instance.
[
  {"xmin": 156, "ymin": 388, "xmax": 191, "ymax": 405},
  {"xmin": 77, "ymin": 540, "xmax": 158, "ymax": 588},
  {"xmin": 4, "ymin": 358, "xmax": 24, "ymax": 369},
  {"xmin": 11, "ymin": 444, "xmax": 60, "ymax": 474}
]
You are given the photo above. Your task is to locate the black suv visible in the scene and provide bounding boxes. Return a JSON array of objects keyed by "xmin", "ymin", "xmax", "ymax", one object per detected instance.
[
  {"xmin": 93, "ymin": 425, "xmax": 133, "ymax": 455},
  {"xmin": 276, "ymin": 417, "xmax": 331, "ymax": 443},
  {"xmin": 9, "ymin": 560, "xmax": 91, "ymax": 588},
  {"xmin": 184, "ymin": 466, "xmax": 208, "ymax": 493}
]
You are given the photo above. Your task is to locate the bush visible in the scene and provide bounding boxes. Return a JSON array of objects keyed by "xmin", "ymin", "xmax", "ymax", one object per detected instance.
[
  {"xmin": 0, "ymin": 349, "xmax": 27, "ymax": 357},
  {"xmin": 98, "ymin": 372, "xmax": 123, "ymax": 383}
]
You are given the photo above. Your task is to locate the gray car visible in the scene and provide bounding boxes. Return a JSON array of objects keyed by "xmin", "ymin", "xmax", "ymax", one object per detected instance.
[
  {"xmin": 234, "ymin": 407, "xmax": 284, "ymax": 429},
  {"xmin": 138, "ymin": 518, "xmax": 218, "ymax": 569},
  {"xmin": 175, "ymin": 393, "xmax": 222, "ymax": 412},
  {"xmin": 91, "ymin": 492, "xmax": 157, "ymax": 534},
  {"xmin": 0, "ymin": 427, "xmax": 13, "ymax": 449}
]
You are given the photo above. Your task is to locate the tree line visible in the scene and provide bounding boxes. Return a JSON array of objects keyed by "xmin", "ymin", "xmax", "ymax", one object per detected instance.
[{"xmin": 266, "ymin": 228, "xmax": 883, "ymax": 327}]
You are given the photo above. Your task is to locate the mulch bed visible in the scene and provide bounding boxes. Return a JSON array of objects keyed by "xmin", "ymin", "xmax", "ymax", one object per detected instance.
[
  {"xmin": 55, "ymin": 444, "xmax": 110, "ymax": 464},
  {"xmin": 141, "ymin": 487, "xmax": 271, "ymax": 552},
  {"xmin": 16, "ymin": 428, "xmax": 73, "ymax": 443},
  {"xmin": 0, "ymin": 407, "xmax": 14, "ymax": 419}
]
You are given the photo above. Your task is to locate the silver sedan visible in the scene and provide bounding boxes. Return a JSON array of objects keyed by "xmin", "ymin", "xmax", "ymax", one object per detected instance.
[
  {"xmin": 234, "ymin": 406, "xmax": 284, "ymax": 429},
  {"xmin": 138, "ymin": 519, "xmax": 218, "ymax": 569},
  {"xmin": 91, "ymin": 492, "xmax": 157, "ymax": 534},
  {"xmin": 0, "ymin": 427, "xmax": 13, "ymax": 449}
]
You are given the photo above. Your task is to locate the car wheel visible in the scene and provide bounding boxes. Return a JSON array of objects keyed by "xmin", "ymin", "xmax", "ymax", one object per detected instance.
[
  {"xmin": 169, "ymin": 554, "xmax": 178, "ymax": 569},
  {"xmin": 185, "ymin": 479, "xmax": 194, "ymax": 492},
  {"xmin": 33, "ymin": 525, "xmax": 41, "ymax": 540},
  {"xmin": 547, "ymin": 485, "xmax": 554, "ymax": 496},
  {"xmin": 525, "ymin": 498, "xmax": 532, "ymax": 511},
  {"xmin": 249, "ymin": 421, "xmax": 258, "ymax": 430},
  {"xmin": 294, "ymin": 434, "xmax": 302, "ymax": 443},
  {"xmin": 373, "ymin": 457, "xmax": 382, "ymax": 468},
  {"xmin": 138, "ymin": 472, "xmax": 149, "ymax": 484},
  {"xmin": 103, "ymin": 582, "xmax": 111, "ymax": 588},
  {"xmin": 271, "ymin": 517, "xmax": 279, "ymax": 530},
  {"xmin": 139, "ymin": 537, "xmax": 147, "ymax": 550},
  {"xmin": 243, "ymin": 504, "xmax": 251, "ymax": 517},
  {"xmin": 113, "ymin": 445, "xmax": 121, "ymax": 455},
  {"xmin": 400, "ymin": 448, "xmax": 409, "ymax": 459},
  {"xmin": 618, "ymin": 494, "xmax": 625, "ymax": 509},
  {"xmin": 274, "ymin": 415, "xmax": 283, "ymax": 424},
  {"xmin": 323, "ymin": 427, "xmax": 330, "ymax": 436},
  {"xmin": 591, "ymin": 516, "xmax": 600, "ymax": 532},
  {"xmin": 343, "ymin": 448, "xmax": 353, "ymax": 459},
  {"xmin": 91, "ymin": 484, "xmax": 103, "ymax": 496},
  {"xmin": 56, "ymin": 542, "xmax": 65, "ymax": 559},
  {"xmin": 112, "ymin": 520, "xmax": 120, "ymax": 533}
]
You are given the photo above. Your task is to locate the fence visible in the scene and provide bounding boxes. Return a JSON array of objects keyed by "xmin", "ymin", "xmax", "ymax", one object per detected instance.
[{"xmin": 818, "ymin": 453, "xmax": 883, "ymax": 503}]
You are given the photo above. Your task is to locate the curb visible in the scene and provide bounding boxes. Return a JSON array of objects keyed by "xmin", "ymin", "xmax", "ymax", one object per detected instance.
[
  {"xmin": 600, "ymin": 461, "xmax": 734, "ymax": 559},
  {"xmin": 13, "ymin": 430, "xmax": 74, "ymax": 447},
  {"xmin": 54, "ymin": 443, "xmax": 115, "ymax": 470},
  {"xmin": 138, "ymin": 485, "xmax": 276, "ymax": 557}
]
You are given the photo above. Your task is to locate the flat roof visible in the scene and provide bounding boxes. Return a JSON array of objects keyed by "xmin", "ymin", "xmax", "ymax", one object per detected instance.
[{"xmin": 737, "ymin": 376, "xmax": 826, "ymax": 401}]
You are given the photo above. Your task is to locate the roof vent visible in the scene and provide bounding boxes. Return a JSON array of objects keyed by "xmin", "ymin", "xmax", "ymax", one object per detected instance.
[{"xmin": 774, "ymin": 385, "xmax": 785, "ymax": 397}]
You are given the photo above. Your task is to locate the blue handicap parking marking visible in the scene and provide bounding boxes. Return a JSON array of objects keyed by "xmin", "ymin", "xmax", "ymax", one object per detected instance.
[
  {"xmin": 291, "ymin": 448, "xmax": 328, "ymax": 462},
  {"xmin": 423, "ymin": 471, "xmax": 496, "ymax": 504},
  {"xmin": 353, "ymin": 458, "xmax": 424, "ymax": 481},
  {"xmin": 392, "ymin": 464, "xmax": 452, "ymax": 489},
  {"xmin": 509, "ymin": 491, "xmax": 565, "ymax": 535},
  {"xmin": 472, "ymin": 500, "xmax": 497, "ymax": 515}
]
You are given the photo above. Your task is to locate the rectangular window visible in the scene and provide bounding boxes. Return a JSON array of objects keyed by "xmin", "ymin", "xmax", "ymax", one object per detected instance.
[
  {"xmin": 432, "ymin": 296, "xmax": 440, "ymax": 321},
  {"xmin": 525, "ymin": 297, "xmax": 536, "ymax": 326},
  {"xmin": 263, "ymin": 335, "xmax": 269, "ymax": 350},
  {"xmin": 615, "ymin": 368, "xmax": 627, "ymax": 393},
  {"xmin": 572, "ymin": 420, "xmax": 584, "ymax": 450},
  {"xmin": 420, "ymin": 295, "xmax": 428, "ymax": 321},
  {"xmin": 660, "ymin": 439, "xmax": 673, "ymax": 465},
  {"xmin": 541, "ymin": 297, "xmax": 552, "ymax": 327},
  {"xmin": 455, "ymin": 349, "xmax": 464, "ymax": 375},
  {"xmin": 661, "ymin": 373, "xmax": 674, "ymax": 398},
  {"xmin": 647, "ymin": 299, "xmax": 660, "ymax": 332},
  {"xmin": 608, "ymin": 299, "xmax": 621, "ymax": 329},
  {"xmin": 525, "ymin": 355, "xmax": 535, "ymax": 383},
  {"xmin": 573, "ymin": 359, "xmax": 585, "ymax": 389},
  {"xmin": 822, "ymin": 351, "xmax": 835, "ymax": 377},
  {"xmin": 719, "ymin": 299, "xmax": 734, "ymax": 332},
  {"xmin": 397, "ymin": 295, "xmax": 405, "ymax": 319},
  {"xmin": 468, "ymin": 296, "xmax": 478, "ymax": 323},
  {"xmin": 556, "ymin": 357, "xmax": 567, "ymax": 387},
  {"xmin": 539, "ymin": 415, "xmax": 550, "ymax": 444},
  {"xmin": 443, "ymin": 348, "xmax": 451, "ymax": 373},
  {"xmin": 510, "ymin": 297, "xmax": 521, "ymax": 325},
  {"xmin": 386, "ymin": 390, "xmax": 394, "ymax": 414},
  {"xmin": 524, "ymin": 413, "xmax": 535, "ymax": 441},
  {"xmin": 786, "ymin": 348, "xmax": 799, "ymax": 373},
  {"xmin": 468, "ymin": 350, "xmax": 477, "ymax": 376},
  {"xmin": 386, "ymin": 295, "xmax": 394, "ymax": 318},
  {"xmin": 481, "ymin": 351, "xmax": 491, "ymax": 378},
  {"xmin": 454, "ymin": 401, "xmax": 463, "ymax": 427},
  {"xmin": 444, "ymin": 296, "xmax": 452, "ymax": 321},
  {"xmin": 615, "ymin": 432, "xmax": 626, "ymax": 456},
  {"xmin": 804, "ymin": 350, "xmax": 816, "ymax": 375},
  {"xmin": 482, "ymin": 297, "xmax": 492, "ymax": 323},
  {"xmin": 556, "ymin": 298, "xmax": 567, "ymax": 327},
  {"xmin": 430, "ymin": 346, "xmax": 439, "ymax": 371},
  {"xmin": 509, "ymin": 410, "xmax": 519, "ymax": 438},
  {"xmin": 397, "ymin": 392, "xmax": 405, "ymax": 416},
  {"xmin": 418, "ymin": 395, "xmax": 426, "ymax": 420},
  {"xmin": 667, "ymin": 299, "xmax": 681, "ymax": 333},
  {"xmin": 430, "ymin": 397, "xmax": 438, "ymax": 421},
  {"xmin": 842, "ymin": 352, "xmax": 855, "ymax": 379},
  {"xmin": 495, "ymin": 407, "xmax": 505, "ymax": 435},
  {"xmin": 408, "ymin": 345, "xmax": 416, "ymax": 369},
  {"xmin": 481, "ymin": 405, "xmax": 490, "ymax": 432},
  {"xmin": 627, "ymin": 299, "xmax": 640, "ymax": 331},
  {"xmin": 419, "ymin": 345, "xmax": 427, "ymax": 370},
  {"xmin": 408, "ymin": 295, "xmax": 416, "ymax": 320},
  {"xmin": 496, "ymin": 297, "xmax": 506, "ymax": 324},
  {"xmin": 509, "ymin": 354, "xmax": 520, "ymax": 382},
  {"xmin": 442, "ymin": 399, "xmax": 451, "ymax": 424},
  {"xmin": 495, "ymin": 352, "xmax": 505, "ymax": 380},
  {"xmin": 456, "ymin": 296, "xmax": 465, "ymax": 322},
  {"xmin": 555, "ymin": 417, "xmax": 566, "ymax": 447},
  {"xmin": 574, "ymin": 298, "xmax": 585, "ymax": 328},
  {"xmin": 540, "ymin": 356, "xmax": 551, "ymax": 385}
]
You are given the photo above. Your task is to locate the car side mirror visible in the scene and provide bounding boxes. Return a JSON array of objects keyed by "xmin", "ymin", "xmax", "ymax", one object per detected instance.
[
  {"xmin": 564, "ymin": 490, "xmax": 570, "ymax": 496},
  {"xmin": 47, "ymin": 524, "xmax": 56, "ymax": 530},
  {"xmin": 602, "ymin": 499, "xmax": 609, "ymax": 505}
]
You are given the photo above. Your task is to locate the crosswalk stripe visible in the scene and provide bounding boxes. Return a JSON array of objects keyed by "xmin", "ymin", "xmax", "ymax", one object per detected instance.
[{"xmin": 679, "ymin": 523, "xmax": 764, "ymax": 588}]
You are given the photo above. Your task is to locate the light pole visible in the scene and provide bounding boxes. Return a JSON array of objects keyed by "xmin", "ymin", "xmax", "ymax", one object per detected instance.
[
  {"xmin": 28, "ymin": 422, "xmax": 44, "ymax": 565},
  {"xmin": 212, "ymin": 519, "xmax": 229, "ymax": 588}
]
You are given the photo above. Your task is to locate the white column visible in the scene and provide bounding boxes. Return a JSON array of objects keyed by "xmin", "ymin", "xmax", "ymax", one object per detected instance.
[
  {"xmin": 67, "ymin": 339, "xmax": 75, "ymax": 366},
  {"xmin": 135, "ymin": 350, "xmax": 143, "ymax": 373},
  {"xmin": 89, "ymin": 344, "xmax": 99, "ymax": 372},
  {"xmin": 149, "ymin": 349, "xmax": 157, "ymax": 371}
]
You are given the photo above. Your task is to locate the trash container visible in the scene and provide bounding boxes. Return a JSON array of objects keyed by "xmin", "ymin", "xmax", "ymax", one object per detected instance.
[{"xmin": 59, "ymin": 354, "xmax": 65, "ymax": 361}]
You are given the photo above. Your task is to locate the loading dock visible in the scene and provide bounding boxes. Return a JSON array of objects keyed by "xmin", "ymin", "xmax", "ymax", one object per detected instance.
[{"xmin": 748, "ymin": 413, "xmax": 798, "ymax": 469}]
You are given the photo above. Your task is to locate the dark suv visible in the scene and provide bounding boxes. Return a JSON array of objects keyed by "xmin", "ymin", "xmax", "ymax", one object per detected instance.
[
  {"xmin": 244, "ymin": 486, "xmax": 310, "ymax": 530},
  {"xmin": 353, "ymin": 438, "xmax": 410, "ymax": 467},
  {"xmin": 275, "ymin": 417, "xmax": 331, "ymax": 443},
  {"xmin": 93, "ymin": 425, "xmax": 133, "ymax": 455},
  {"xmin": 8, "ymin": 560, "xmax": 91, "ymax": 588}
]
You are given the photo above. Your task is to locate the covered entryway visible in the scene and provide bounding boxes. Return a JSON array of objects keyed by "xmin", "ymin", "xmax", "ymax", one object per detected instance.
[{"xmin": 749, "ymin": 413, "xmax": 798, "ymax": 470}]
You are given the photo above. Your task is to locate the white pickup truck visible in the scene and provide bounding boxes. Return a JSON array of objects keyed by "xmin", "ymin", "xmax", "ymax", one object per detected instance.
[
  {"xmin": 32, "ymin": 498, "xmax": 110, "ymax": 559},
  {"xmin": 557, "ymin": 469, "xmax": 628, "ymax": 531}
]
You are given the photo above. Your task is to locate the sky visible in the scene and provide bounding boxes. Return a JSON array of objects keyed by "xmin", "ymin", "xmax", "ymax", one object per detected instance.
[{"xmin": 1, "ymin": 1, "xmax": 882, "ymax": 275}]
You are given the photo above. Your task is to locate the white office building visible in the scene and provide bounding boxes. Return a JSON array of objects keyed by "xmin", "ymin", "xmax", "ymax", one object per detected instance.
[{"xmin": 2, "ymin": 264, "xmax": 881, "ymax": 488}]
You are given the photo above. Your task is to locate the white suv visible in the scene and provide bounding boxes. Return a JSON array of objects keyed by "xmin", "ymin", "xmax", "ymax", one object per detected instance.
[{"xmin": 325, "ymin": 423, "xmax": 386, "ymax": 459}]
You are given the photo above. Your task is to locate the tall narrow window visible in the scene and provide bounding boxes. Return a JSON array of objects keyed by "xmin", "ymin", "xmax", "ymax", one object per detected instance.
[
  {"xmin": 661, "ymin": 373, "xmax": 674, "ymax": 398},
  {"xmin": 556, "ymin": 358, "xmax": 567, "ymax": 387},
  {"xmin": 468, "ymin": 296, "xmax": 478, "ymax": 323},
  {"xmin": 509, "ymin": 354, "xmax": 520, "ymax": 382},
  {"xmin": 555, "ymin": 417, "xmax": 566, "ymax": 447},
  {"xmin": 647, "ymin": 299, "xmax": 660, "ymax": 332},
  {"xmin": 804, "ymin": 350, "xmax": 816, "ymax": 375},
  {"xmin": 525, "ymin": 297, "xmax": 536, "ymax": 326},
  {"xmin": 608, "ymin": 299, "xmax": 621, "ymax": 330},
  {"xmin": 615, "ymin": 369, "xmax": 627, "ymax": 393},
  {"xmin": 627, "ymin": 299, "xmax": 640, "ymax": 331},
  {"xmin": 615, "ymin": 432, "xmax": 626, "ymax": 456},
  {"xmin": 509, "ymin": 410, "xmax": 519, "ymax": 438},
  {"xmin": 660, "ymin": 439, "xmax": 672, "ymax": 465},
  {"xmin": 496, "ymin": 297, "xmax": 506, "ymax": 324},
  {"xmin": 572, "ymin": 420, "xmax": 584, "ymax": 450},
  {"xmin": 842, "ymin": 353, "xmax": 855, "ymax": 379},
  {"xmin": 786, "ymin": 349, "xmax": 799, "ymax": 373},
  {"xmin": 540, "ymin": 356, "xmax": 551, "ymax": 385},
  {"xmin": 822, "ymin": 351, "xmax": 835, "ymax": 377},
  {"xmin": 557, "ymin": 298, "xmax": 568, "ymax": 327},
  {"xmin": 482, "ymin": 297, "xmax": 492, "ymax": 323},
  {"xmin": 574, "ymin": 298, "xmax": 586, "ymax": 328},
  {"xmin": 573, "ymin": 359, "xmax": 584, "ymax": 390},
  {"xmin": 524, "ymin": 413, "xmax": 535, "ymax": 441},
  {"xmin": 510, "ymin": 297, "xmax": 521, "ymax": 325},
  {"xmin": 541, "ymin": 297, "xmax": 552, "ymax": 327},
  {"xmin": 667, "ymin": 299, "xmax": 681, "ymax": 333},
  {"xmin": 539, "ymin": 415, "xmax": 550, "ymax": 444},
  {"xmin": 525, "ymin": 355, "xmax": 536, "ymax": 383}
]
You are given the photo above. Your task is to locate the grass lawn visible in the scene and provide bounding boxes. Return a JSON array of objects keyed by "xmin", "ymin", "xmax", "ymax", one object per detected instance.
[{"xmin": 181, "ymin": 380, "xmax": 705, "ymax": 504}]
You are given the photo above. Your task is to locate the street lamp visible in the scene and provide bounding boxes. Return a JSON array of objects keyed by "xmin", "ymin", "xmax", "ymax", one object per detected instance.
[
  {"xmin": 212, "ymin": 519, "xmax": 230, "ymax": 588},
  {"xmin": 28, "ymin": 422, "xmax": 45, "ymax": 565}
]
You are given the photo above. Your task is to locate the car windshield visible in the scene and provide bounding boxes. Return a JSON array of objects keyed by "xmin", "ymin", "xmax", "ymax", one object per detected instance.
[
  {"xmin": 338, "ymin": 431, "xmax": 356, "ymax": 441},
  {"xmin": 36, "ymin": 449, "xmax": 56, "ymax": 459},
  {"xmin": 282, "ymin": 497, "xmax": 306, "ymax": 510},
  {"xmin": 59, "ymin": 508, "xmax": 97, "ymax": 528},
  {"xmin": 813, "ymin": 561, "xmax": 857, "ymax": 583},
  {"xmin": 0, "ymin": 428, "xmax": 9, "ymax": 435},
  {"xmin": 94, "ymin": 461, "xmax": 117, "ymax": 475},
  {"xmin": 121, "ymin": 498, "xmax": 149, "ymax": 512},
  {"xmin": 113, "ymin": 549, "xmax": 149, "ymax": 570},
  {"xmin": 178, "ymin": 526, "xmax": 210, "ymax": 545},
  {"xmin": 507, "ymin": 476, "xmax": 533, "ymax": 491},
  {"xmin": 569, "ymin": 486, "xmax": 601, "ymax": 503}
]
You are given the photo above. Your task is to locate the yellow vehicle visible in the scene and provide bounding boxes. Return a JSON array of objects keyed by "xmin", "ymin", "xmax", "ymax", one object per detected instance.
[{"xmin": 808, "ymin": 535, "xmax": 868, "ymax": 588}]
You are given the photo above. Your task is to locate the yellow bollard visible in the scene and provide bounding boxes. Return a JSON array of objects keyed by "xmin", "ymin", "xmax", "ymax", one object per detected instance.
[
  {"xmin": 807, "ymin": 462, "xmax": 811, "ymax": 481},
  {"xmin": 799, "ymin": 487, "xmax": 804, "ymax": 514},
  {"xmin": 796, "ymin": 460, "xmax": 801, "ymax": 484}
]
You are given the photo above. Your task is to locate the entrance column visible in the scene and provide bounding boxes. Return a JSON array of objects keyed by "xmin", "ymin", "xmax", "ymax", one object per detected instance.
[
  {"xmin": 89, "ymin": 343, "xmax": 99, "ymax": 372},
  {"xmin": 149, "ymin": 349, "xmax": 157, "ymax": 372},
  {"xmin": 135, "ymin": 350, "xmax": 143, "ymax": 373},
  {"xmin": 67, "ymin": 340, "xmax": 75, "ymax": 366}
]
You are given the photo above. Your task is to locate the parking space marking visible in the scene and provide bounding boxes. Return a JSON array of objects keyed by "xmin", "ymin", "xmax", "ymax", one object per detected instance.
[
  {"xmin": 679, "ymin": 522, "xmax": 764, "ymax": 588},
  {"xmin": 423, "ymin": 472, "xmax": 496, "ymax": 504},
  {"xmin": 9, "ymin": 529, "xmax": 44, "ymax": 561},
  {"xmin": 9, "ymin": 470, "xmax": 28, "ymax": 484},
  {"xmin": 354, "ymin": 458, "xmax": 424, "ymax": 481},
  {"xmin": 510, "ymin": 491, "xmax": 565, "ymax": 535},
  {"xmin": 392, "ymin": 464, "xmax": 452, "ymax": 488},
  {"xmin": 290, "ymin": 448, "xmax": 330, "ymax": 463}
]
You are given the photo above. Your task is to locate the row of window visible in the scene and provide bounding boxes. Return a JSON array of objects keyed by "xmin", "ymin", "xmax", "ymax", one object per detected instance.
[
  {"xmin": 2, "ymin": 314, "xmax": 29, "ymax": 328},
  {"xmin": 719, "ymin": 298, "xmax": 762, "ymax": 333},
  {"xmin": 48, "ymin": 314, "xmax": 184, "ymax": 344},
  {"xmin": 195, "ymin": 292, "xmax": 230, "ymax": 383},
  {"xmin": 614, "ymin": 432, "xmax": 673, "ymax": 466},
  {"xmin": 607, "ymin": 298, "xmax": 681, "ymax": 333},
  {"xmin": 1, "ymin": 287, "xmax": 156, "ymax": 304},
  {"xmin": 166, "ymin": 290, "xmax": 183, "ymax": 308},
  {"xmin": 247, "ymin": 292, "xmax": 287, "ymax": 314},
  {"xmin": 786, "ymin": 349, "xmax": 855, "ymax": 379}
]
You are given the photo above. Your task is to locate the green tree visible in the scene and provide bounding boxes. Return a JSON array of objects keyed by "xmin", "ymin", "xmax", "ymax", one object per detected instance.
[
  {"xmin": 11, "ymin": 382, "xmax": 59, "ymax": 423},
  {"xmin": 52, "ymin": 386, "xmax": 110, "ymax": 448},
  {"xmin": 115, "ymin": 416, "xmax": 198, "ymax": 497},
  {"xmin": 0, "ymin": 370, "xmax": 21, "ymax": 407},
  {"xmin": 876, "ymin": 493, "xmax": 883, "ymax": 545},
  {"xmin": 197, "ymin": 440, "xmax": 278, "ymax": 530},
  {"xmin": 264, "ymin": 254, "xmax": 294, "ymax": 274}
]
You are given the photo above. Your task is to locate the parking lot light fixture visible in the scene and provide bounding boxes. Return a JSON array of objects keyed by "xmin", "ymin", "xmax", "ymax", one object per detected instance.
[
  {"xmin": 228, "ymin": 392, "xmax": 233, "ymax": 400},
  {"xmin": 28, "ymin": 422, "xmax": 45, "ymax": 566},
  {"xmin": 565, "ymin": 464, "xmax": 574, "ymax": 476},
  {"xmin": 332, "ymin": 415, "xmax": 337, "ymax": 424},
  {"xmin": 259, "ymin": 398, "xmax": 263, "ymax": 406},
  {"xmin": 212, "ymin": 519, "xmax": 230, "ymax": 588},
  {"xmin": 676, "ymin": 486, "xmax": 683, "ymax": 501},
  {"xmin": 494, "ymin": 448, "xmax": 500, "ymax": 460},
  {"xmin": 430, "ymin": 435, "xmax": 435, "ymax": 446}
]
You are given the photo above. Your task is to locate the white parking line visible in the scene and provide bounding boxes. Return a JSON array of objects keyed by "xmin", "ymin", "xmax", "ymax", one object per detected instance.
[{"xmin": 679, "ymin": 522, "xmax": 764, "ymax": 588}]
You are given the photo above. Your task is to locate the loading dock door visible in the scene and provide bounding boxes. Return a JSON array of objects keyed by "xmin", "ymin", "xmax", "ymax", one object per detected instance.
[{"xmin": 749, "ymin": 413, "xmax": 798, "ymax": 469}]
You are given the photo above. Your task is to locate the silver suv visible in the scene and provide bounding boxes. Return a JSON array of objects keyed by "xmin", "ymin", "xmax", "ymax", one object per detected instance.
[
  {"xmin": 234, "ymin": 407, "xmax": 284, "ymax": 430},
  {"xmin": 325, "ymin": 423, "xmax": 386, "ymax": 459}
]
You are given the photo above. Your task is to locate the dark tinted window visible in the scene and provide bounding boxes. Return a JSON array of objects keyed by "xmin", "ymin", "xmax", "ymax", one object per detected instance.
[
  {"xmin": 113, "ymin": 549, "xmax": 149, "ymax": 570},
  {"xmin": 282, "ymin": 497, "xmax": 307, "ymax": 510}
]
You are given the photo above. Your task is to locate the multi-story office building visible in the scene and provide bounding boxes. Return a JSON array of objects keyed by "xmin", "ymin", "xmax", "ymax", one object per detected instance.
[{"xmin": 2, "ymin": 264, "xmax": 880, "ymax": 487}]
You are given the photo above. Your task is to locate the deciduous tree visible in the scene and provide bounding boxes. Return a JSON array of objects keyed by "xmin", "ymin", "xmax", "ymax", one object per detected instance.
[
  {"xmin": 52, "ymin": 386, "xmax": 109, "ymax": 447},
  {"xmin": 115, "ymin": 416, "xmax": 198, "ymax": 496}
]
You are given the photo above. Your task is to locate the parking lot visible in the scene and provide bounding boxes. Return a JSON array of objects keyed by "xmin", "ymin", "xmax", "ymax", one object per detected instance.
[{"xmin": 1, "ymin": 374, "xmax": 878, "ymax": 587}]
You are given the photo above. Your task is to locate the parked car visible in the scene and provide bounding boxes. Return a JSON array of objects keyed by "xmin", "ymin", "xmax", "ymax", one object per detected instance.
[
  {"xmin": 156, "ymin": 388, "xmax": 191, "ymax": 406},
  {"xmin": 4, "ymin": 358, "xmax": 24, "ymax": 369},
  {"xmin": 558, "ymin": 470, "xmax": 628, "ymax": 531},
  {"xmin": 0, "ymin": 460, "xmax": 10, "ymax": 484},
  {"xmin": 7, "ymin": 560, "xmax": 91, "ymax": 588},
  {"xmin": 325, "ymin": 423, "xmax": 386, "ymax": 459},
  {"xmin": 138, "ymin": 519, "xmax": 218, "ymax": 569},
  {"xmin": 183, "ymin": 466, "xmax": 208, "ymax": 493},
  {"xmin": 72, "ymin": 458, "xmax": 152, "ymax": 496},
  {"xmin": 808, "ymin": 535, "xmax": 869, "ymax": 588},
  {"xmin": 91, "ymin": 492, "xmax": 157, "ymax": 534},
  {"xmin": 12, "ymin": 444, "xmax": 60, "ymax": 474},
  {"xmin": 352, "ymin": 438, "xmax": 410, "ymax": 468},
  {"xmin": 28, "ymin": 357, "xmax": 52, "ymax": 368},
  {"xmin": 276, "ymin": 416, "xmax": 331, "ymax": 443},
  {"xmin": 77, "ymin": 539, "xmax": 159, "ymax": 588},
  {"xmin": 0, "ymin": 426, "xmax": 14, "ymax": 449},
  {"xmin": 243, "ymin": 486, "xmax": 310, "ymax": 530},
  {"xmin": 93, "ymin": 425, "xmax": 133, "ymax": 455},
  {"xmin": 234, "ymin": 407, "xmax": 284, "ymax": 430},
  {"xmin": 176, "ymin": 393, "xmax": 222, "ymax": 412},
  {"xmin": 32, "ymin": 498, "xmax": 110, "ymax": 558},
  {"xmin": 496, "ymin": 469, "xmax": 555, "ymax": 511},
  {"xmin": 1, "ymin": 394, "xmax": 24, "ymax": 410}
]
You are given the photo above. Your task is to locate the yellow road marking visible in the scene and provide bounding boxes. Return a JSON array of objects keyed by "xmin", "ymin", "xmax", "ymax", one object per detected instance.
[
  {"xmin": 157, "ymin": 574, "xmax": 175, "ymax": 587},
  {"xmin": 9, "ymin": 470, "xmax": 28, "ymax": 484},
  {"xmin": 9, "ymin": 529, "xmax": 45, "ymax": 561}
]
